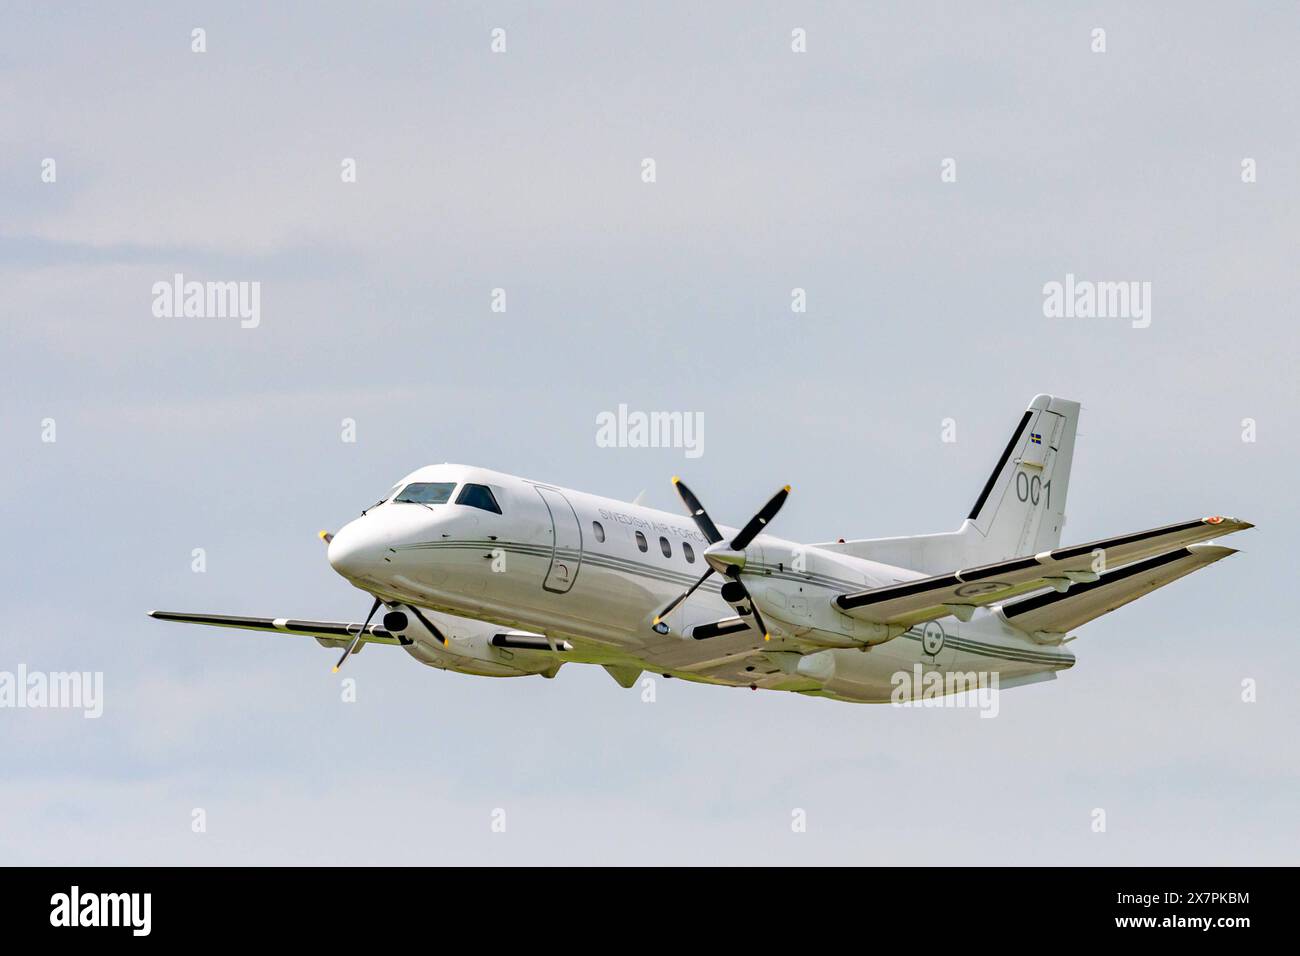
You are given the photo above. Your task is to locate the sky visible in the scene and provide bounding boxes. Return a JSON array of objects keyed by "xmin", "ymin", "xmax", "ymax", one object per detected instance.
[{"xmin": 2, "ymin": 2, "xmax": 1297, "ymax": 865}]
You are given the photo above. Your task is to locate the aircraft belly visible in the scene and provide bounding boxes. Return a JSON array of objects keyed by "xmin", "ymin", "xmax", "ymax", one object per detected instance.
[{"xmin": 636, "ymin": 628, "xmax": 762, "ymax": 671}]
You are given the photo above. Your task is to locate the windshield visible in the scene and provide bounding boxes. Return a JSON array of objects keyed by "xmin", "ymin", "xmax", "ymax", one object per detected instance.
[{"xmin": 395, "ymin": 481, "xmax": 457, "ymax": 505}]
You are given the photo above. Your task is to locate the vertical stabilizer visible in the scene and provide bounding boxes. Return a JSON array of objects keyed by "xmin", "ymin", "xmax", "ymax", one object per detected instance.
[{"xmin": 959, "ymin": 394, "xmax": 1079, "ymax": 561}]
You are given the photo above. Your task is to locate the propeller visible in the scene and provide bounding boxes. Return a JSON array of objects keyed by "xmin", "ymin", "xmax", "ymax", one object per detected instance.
[
  {"xmin": 653, "ymin": 477, "xmax": 791, "ymax": 641},
  {"xmin": 333, "ymin": 595, "xmax": 382, "ymax": 672},
  {"xmin": 317, "ymin": 530, "xmax": 383, "ymax": 671}
]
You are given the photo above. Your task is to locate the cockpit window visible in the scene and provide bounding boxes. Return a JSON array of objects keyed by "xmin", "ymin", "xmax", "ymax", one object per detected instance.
[
  {"xmin": 456, "ymin": 483, "xmax": 502, "ymax": 515},
  {"xmin": 395, "ymin": 482, "xmax": 457, "ymax": 505}
]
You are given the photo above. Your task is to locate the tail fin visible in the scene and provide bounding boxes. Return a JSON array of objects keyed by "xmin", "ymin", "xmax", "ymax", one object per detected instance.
[
  {"xmin": 812, "ymin": 393, "xmax": 1080, "ymax": 574},
  {"xmin": 960, "ymin": 393, "xmax": 1079, "ymax": 561}
]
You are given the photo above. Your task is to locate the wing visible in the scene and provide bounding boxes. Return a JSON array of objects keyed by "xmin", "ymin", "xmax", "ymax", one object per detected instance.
[
  {"xmin": 148, "ymin": 610, "xmax": 406, "ymax": 647},
  {"xmin": 835, "ymin": 516, "xmax": 1252, "ymax": 627},
  {"xmin": 999, "ymin": 544, "xmax": 1236, "ymax": 638}
]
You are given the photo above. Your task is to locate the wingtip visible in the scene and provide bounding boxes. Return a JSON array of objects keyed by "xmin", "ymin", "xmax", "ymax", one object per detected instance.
[
  {"xmin": 1203, "ymin": 516, "xmax": 1255, "ymax": 530},
  {"xmin": 1188, "ymin": 543, "xmax": 1240, "ymax": 560}
]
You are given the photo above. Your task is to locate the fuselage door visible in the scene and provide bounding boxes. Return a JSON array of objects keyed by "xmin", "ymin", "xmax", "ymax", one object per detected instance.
[{"xmin": 534, "ymin": 486, "xmax": 583, "ymax": 593}]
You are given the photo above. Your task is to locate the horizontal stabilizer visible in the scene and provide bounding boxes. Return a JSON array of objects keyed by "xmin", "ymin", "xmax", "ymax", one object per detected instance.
[
  {"xmin": 999, "ymin": 544, "xmax": 1237, "ymax": 636},
  {"xmin": 835, "ymin": 516, "xmax": 1251, "ymax": 627}
]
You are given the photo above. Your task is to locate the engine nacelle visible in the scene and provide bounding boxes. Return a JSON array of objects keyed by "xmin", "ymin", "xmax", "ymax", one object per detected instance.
[
  {"xmin": 384, "ymin": 603, "xmax": 565, "ymax": 678},
  {"xmin": 743, "ymin": 545, "xmax": 906, "ymax": 647}
]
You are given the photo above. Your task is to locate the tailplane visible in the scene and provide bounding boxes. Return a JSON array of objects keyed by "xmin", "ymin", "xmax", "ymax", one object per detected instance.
[{"xmin": 999, "ymin": 543, "xmax": 1236, "ymax": 640}]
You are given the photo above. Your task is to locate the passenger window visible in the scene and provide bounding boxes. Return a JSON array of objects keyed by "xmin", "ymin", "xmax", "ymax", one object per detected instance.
[
  {"xmin": 593, "ymin": 521, "xmax": 605, "ymax": 543},
  {"xmin": 635, "ymin": 531, "xmax": 648, "ymax": 552},
  {"xmin": 395, "ymin": 482, "xmax": 456, "ymax": 505},
  {"xmin": 683, "ymin": 542, "xmax": 695, "ymax": 563},
  {"xmin": 455, "ymin": 483, "xmax": 502, "ymax": 514},
  {"xmin": 659, "ymin": 536, "xmax": 672, "ymax": 558}
]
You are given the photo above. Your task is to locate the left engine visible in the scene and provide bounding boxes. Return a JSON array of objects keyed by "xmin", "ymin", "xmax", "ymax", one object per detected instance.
[{"xmin": 383, "ymin": 603, "xmax": 568, "ymax": 678}]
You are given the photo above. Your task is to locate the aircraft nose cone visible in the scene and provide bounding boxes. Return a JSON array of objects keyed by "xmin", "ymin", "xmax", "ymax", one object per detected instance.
[{"xmin": 327, "ymin": 520, "xmax": 379, "ymax": 580}]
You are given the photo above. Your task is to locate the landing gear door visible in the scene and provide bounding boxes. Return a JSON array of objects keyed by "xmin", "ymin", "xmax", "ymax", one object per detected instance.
[{"xmin": 534, "ymin": 487, "xmax": 583, "ymax": 594}]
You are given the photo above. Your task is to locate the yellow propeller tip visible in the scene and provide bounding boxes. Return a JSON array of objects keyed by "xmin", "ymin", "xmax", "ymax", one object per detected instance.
[
  {"xmin": 783, "ymin": 485, "xmax": 791, "ymax": 492},
  {"xmin": 764, "ymin": 633, "xmax": 771, "ymax": 641},
  {"xmin": 331, "ymin": 666, "xmax": 340, "ymax": 673},
  {"xmin": 318, "ymin": 530, "xmax": 328, "ymax": 538},
  {"xmin": 652, "ymin": 617, "xmax": 660, "ymax": 625},
  {"xmin": 671, "ymin": 475, "xmax": 680, "ymax": 484}
]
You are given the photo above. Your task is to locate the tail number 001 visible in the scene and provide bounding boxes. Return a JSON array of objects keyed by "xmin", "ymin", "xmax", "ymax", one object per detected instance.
[{"xmin": 1015, "ymin": 472, "xmax": 1051, "ymax": 508}]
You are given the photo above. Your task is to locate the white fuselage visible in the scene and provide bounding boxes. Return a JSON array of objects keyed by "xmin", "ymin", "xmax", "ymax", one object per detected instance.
[{"xmin": 326, "ymin": 464, "xmax": 1074, "ymax": 702}]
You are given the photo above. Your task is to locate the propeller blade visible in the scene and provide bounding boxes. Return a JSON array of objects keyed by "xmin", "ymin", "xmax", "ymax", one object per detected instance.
[
  {"xmin": 672, "ymin": 477, "xmax": 724, "ymax": 544},
  {"xmin": 722, "ymin": 573, "xmax": 772, "ymax": 642},
  {"xmin": 652, "ymin": 567, "xmax": 715, "ymax": 625},
  {"xmin": 730, "ymin": 485, "xmax": 791, "ymax": 550},
  {"xmin": 745, "ymin": 586, "xmax": 773, "ymax": 642},
  {"xmin": 408, "ymin": 604, "xmax": 449, "ymax": 646},
  {"xmin": 318, "ymin": 530, "xmax": 334, "ymax": 544},
  {"xmin": 333, "ymin": 596, "xmax": 382, "ymax": 672}
]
